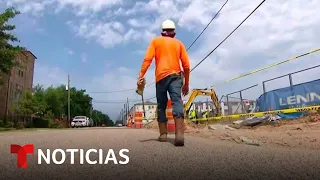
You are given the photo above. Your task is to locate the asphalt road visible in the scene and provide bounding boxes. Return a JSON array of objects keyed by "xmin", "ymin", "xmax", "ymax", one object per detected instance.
[{"xmin": 0, "ymin": 127, "xmax": 319, "ymax": 180}]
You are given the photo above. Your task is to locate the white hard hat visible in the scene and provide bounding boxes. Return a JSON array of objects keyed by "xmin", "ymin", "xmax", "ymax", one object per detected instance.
[{"xmin": 162, "ymin": 19, "xmax": 175, "ymax": 30}]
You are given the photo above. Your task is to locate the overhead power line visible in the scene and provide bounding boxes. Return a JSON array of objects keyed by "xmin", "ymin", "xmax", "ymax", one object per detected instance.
[
  {"xmin": 191, "ymin": 0, "xmax": 266, "ymax": 72},
  {"xmin": 89, "ymin": 88, "xmax": 136, "ymax": 94},
  {"xmin": 89, "ymin": 0, "xmax": 221, "ymax": 94},
  {"xmin": 94, "ymin": 0, "xmax": 266, "ymax": 105},
  {"xmin": 186, "ymin": 0, "xmax": 228, "ymax": 51},
  {"xmin": 93, "ymin": 100, "xmax": 138, "ymax": 104},
  {"xmin": 106, "ymin": 0, "xmax": 266, "ymax": 103},
  {"xmin": 92, "ymin": 96, "xmax": 155, "ymax": 104},
  {"xmin": 117, "ymin": 0, "xmax": 230, "ymax": 91},
  {"xmin": 89, "ymin": 0, "xmax": 193, "ymax": 94},
  {"xmin": 143, "ymin": 0, "xmax": 267, "ymax": 101}
]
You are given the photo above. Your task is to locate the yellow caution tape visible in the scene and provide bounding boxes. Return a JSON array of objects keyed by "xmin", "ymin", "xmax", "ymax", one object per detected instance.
[
  {"xmin": 210, "ymin": 48, "xmax": 320, "ymax": 87},
  {"xmin": 191, "ymin": 105, "xmax": 320, "ymax": 122},
  {"xmin": 141, "ymin": 48, "xmax": 320, "ymax": 101}
]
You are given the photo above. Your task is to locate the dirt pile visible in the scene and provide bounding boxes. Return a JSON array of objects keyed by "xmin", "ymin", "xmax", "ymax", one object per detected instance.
[
  {"xmin": 185, "ymin": 112, "xmax": 320, "ymax": 150},
  {"xmin": 143, "ymin": 112, "xmax": 320, "ymax": 150}
]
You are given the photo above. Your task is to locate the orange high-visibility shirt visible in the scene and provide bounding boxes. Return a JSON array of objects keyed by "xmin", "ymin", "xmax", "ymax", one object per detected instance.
[{"xmin": 138, "ymin": 36, "xmax": 191, "ymax": 85}]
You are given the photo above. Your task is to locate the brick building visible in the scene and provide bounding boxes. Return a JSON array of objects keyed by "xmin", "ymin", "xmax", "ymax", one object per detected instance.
[{"xmin": 0, "ymin": 50, "xmax": 37, "ymax": 119}]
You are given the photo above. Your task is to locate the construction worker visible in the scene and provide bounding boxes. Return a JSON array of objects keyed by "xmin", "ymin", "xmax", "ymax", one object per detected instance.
[
  {"xmin": 137, "ymin": 19, "xmax": 191, "ymax": 146},
  {"xmin": 188, "ymin": 110, "xmax": 192, "ymax": 119},
  {"xmin": 191, "ymin": 109, "xmax": 196, "ymax": 119},
  {"xmin": 195, "ymin": 110, "xmax": 202, "ymax": 124}
]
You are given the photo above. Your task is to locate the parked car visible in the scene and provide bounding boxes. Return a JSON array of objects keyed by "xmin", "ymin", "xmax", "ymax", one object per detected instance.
[
  {"xmin": 88, "ymin": 119, "xmax": 94, "ymax": 127},
  {"xmin": 71, "ymin": 116, "xmax": 89, "ymax": 128}
]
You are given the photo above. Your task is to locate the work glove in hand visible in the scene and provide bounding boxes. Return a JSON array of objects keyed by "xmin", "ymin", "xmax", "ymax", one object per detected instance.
[
  {"xmin": 182, "ymin": 84, "xmax": 189, "ymax": 96},
  {"xmin": 136, "ymin": 77, "xmax": 146, "ymax": 95}
]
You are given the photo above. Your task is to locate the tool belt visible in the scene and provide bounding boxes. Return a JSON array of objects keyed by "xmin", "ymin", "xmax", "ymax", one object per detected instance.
[{"xmin": 172, "ymin": 71, "xmax": 185, "ymax": 85}]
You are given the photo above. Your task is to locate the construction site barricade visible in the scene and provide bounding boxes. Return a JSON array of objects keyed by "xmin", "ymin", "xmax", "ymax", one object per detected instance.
[
  {"xmin": 166, "ymin": 99, "xmax": 175, "ymax": 133},
  {"xmin": 135, "ymin": 111, "xmax": 143, "ymax": 128},
  {"xmin": 127, "ymin": 120, "xmax": 132, "ymax": 128}
]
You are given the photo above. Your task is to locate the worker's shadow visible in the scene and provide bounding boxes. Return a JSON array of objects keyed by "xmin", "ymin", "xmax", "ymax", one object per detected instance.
[{"xmin": 139, "ymin": 138, "xmax": 175, "ymax": 145}]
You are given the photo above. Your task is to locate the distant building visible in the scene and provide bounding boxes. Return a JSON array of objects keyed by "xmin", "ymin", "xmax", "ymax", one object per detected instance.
[
  {"xmin": 188, "ymin": 100, "xmax": 256, "ymax": 116},
  {"xmin": 0, "ymin": 50, "xmax": 37, "ymax": 119},
  {"xmin": 223, "ymin": 100, "xmax": 256, "ymax": 115},
  {"xmin": 126, "ymin": 98, "xmax": 256, "ymax": 125},
  {"xmin": 128, "ymin": 101, "xmax": 157, "ymax": 124}
]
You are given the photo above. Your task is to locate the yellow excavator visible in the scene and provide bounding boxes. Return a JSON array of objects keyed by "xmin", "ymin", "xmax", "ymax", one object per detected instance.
[
  {"xmin": 183, "ymin": 88, "xmax": 222, "ymax": 120},
  {"xmin": 142, "ymin": 86, "xmax": 222, "ymax": 122}
]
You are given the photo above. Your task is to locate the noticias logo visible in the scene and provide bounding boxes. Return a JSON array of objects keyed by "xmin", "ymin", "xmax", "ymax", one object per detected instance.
[{"xmin": 10, "ymin": 144, "xmax": 130, "ymax": 168}]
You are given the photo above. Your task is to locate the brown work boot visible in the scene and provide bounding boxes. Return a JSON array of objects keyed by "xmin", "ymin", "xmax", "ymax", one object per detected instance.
[
  {"xmin": 174, "ymin": 118, "xmax": 185, "ymax": 146},
  {"xmin": 158, "ymin": 122, "xmax": 167, "ymax": 142}
]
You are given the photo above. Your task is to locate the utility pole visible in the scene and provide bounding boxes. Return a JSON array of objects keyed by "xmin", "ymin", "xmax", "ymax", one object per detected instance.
[
  {"xmin": 127, "ymin": 98, "xmax": 129, "ymax": 117},
  {"xmin": 67, "ymin": 74, "xmax": 71, "ymax": 125},
  {"xmin": 123, "ymin": 104, "xmax": 126, "ymax": 125},
  {"xmin": 120, "ymin": 109, "xmax": 123, "ymax": 125},
  {"xmin": 122, "ymin": 108, "xmax": 124, "ymax": 124},
  {"xmin": 90, "ymin": 107, "xmax": 92, "ymax": 119},
  {"xmin": 206, "ymin": 98, "xmax": 209, "ymax": 116},
  {"xmin": 96, "ymin": 111, "xmax": 100, "ymax": 126}
]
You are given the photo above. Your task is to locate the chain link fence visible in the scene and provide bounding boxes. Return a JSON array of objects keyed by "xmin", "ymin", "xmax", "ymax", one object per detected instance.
[{"xmin": 220, "ymin": 95, "xmax": 255, "ymax": 115}]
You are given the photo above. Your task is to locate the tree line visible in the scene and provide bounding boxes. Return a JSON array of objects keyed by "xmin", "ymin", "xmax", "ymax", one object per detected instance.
[
  {"xmin": 0, "ymin": 7, "xmax": 113, "ymax": 128},
  {"xmin": 12, "ymin": 85, "xmax": 114, "ymax": 126}
]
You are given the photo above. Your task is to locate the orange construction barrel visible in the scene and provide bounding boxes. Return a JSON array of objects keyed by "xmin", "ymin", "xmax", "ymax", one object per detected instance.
[
  {"xmin": 166, "ymin": 99, "xmax": 175, "ymax": 133},
  {"xmin": 135, "ymin": 111, "xmax": 143, "ymax": 128},
  {"xmin": 127, "ymin": 119, "xmax": 132, "ymax": 128}
]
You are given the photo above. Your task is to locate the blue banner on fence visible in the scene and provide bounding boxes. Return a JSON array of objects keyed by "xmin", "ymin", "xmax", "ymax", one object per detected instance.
[{"xmin": 256, "ymin": 79, "xmax": 320, "ymax": 112}]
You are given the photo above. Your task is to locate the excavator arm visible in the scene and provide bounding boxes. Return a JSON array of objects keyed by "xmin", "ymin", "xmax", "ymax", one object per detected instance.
[{"xmin": 183, "ymin": 88, "xmax": 222, "ymax": 118}]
